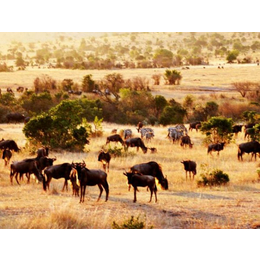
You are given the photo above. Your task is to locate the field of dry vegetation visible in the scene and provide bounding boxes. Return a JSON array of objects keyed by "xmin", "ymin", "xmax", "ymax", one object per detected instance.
[
  {"xmin": 1, "ymin": 120, "xmax": 260, "ymax": 229},
  {"xmin": 1, "ymin": 32, "xmax": 260, "ymax": 230}
]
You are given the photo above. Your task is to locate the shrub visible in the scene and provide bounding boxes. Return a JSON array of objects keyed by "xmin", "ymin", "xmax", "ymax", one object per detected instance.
[
  {"xmin": 197, "ymin": 169, "xmax": 230, "ymax": 187},
  {"xmin": 112, "ymin": 215, "xmax": 153, "ymax": 229}
]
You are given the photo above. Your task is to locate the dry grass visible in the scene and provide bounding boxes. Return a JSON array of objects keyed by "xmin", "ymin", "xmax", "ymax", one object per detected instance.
[{"xmin": 1, "ymin": 122, "xmax": 260, "ymax": 229}]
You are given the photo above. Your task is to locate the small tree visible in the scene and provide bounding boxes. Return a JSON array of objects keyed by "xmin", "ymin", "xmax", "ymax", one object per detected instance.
[
  {"xmin": 82, "ymin": 74, "xmax": 95, "ymax": 93},
  {"xmin": 200, "ymin": 116, "xmax": 233, "ymax": 143},
  {"xmin": 164, "ymin": 70, "xmax": 182, "ymax": 85},
  {"xmin": 226, "ymin": 50, "xmax": 239, "ymax": 63}
]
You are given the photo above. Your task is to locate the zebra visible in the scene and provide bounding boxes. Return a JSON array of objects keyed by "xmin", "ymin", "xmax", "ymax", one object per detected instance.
[
  {"xmin": 167, "ymin": 127, "xmax": 185, "ymax": 143},
  {"xmin": 123, "ymin": 129, "xmax": 133, "ymax": 140},
  {"xmin": 145, "ymin": 132, "xmax": 154, "ymax": 142},
  {"xmin": 140, "ymin": 128, "xmax": 154, "ymax": 139}
]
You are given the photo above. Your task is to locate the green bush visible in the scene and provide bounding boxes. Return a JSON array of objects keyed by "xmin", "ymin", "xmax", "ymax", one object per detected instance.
[
  {"xmin": 197, "ymin": 169, "xmax": 230, "ymax": 187},
  {"xmin": 112, "ymin": 215, "xmax": 153, "ymax": 229}
]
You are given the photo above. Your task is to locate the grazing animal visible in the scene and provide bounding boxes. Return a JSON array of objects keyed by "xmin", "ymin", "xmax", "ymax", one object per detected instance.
[
  {"xmin": 189, "ymin": 121, "xmax": 201, "ymax": 132},
  {"xmin": 70, "ymin": 168, "xmax": 79, "ymax": 196},
  {"xmin": 232, "ymin": 124, "xmax": 243, "ymax": 136},
  {"xmin": 124, "ymin": 137, "xmax": 148, "ymax": 153},
  {"xmin": 73, "ymin": 162, "xmax": 109, "ymax": 203},
  {"xmin": 181, "ymin": 160, "xmax": 197, "ymax": 180},
  {"xmin": 207, "ymin": 142, "xmax": 225, "ymax": 156},
  {"xmin": 98, "ymin": 150, "xmax": 111, "ymax": 173},
  {"xmin": 106, "ymin": 134, "xmax": 124, "ymax": 146},
  {"xmin": 180, "ymin": 135, "xmax": 193, "ymax": 148},
  {"xmin": 123, "ymin": 129, "xmax": 133, "ymax": 140},
  {"xmin": 140, "ymin": 128, "xmax": 154, "ymax": 139},
  {"xmin": 6, "ymin": 112, "xmax": 25, "ymax": 123},
  {"xmin": 0, "ymin": 139, "xmax": 20, "ymax": 152},
  {"xmin": 16, "ymin": 86, "xmax": 24, "ymax": 92},
  {"xmin": 10, "ymin": 159, "xmax": 43, "ymax": 185},
  {"xmin": 36, "ymin": 147, "xmax": 49, "ymax": 158},
  {"xmin": 136, "ymin": 121, "xmax": 143, "ymax": 132},
  {"xmin": 237, "ymin": 141, "xmax": 260, "ymax": 161},
  {"xmin": 123, "ymin": 172, "xmax": 157, "ymax": 203},
  {"xmin": 130, "ymin": 161, "xmax": 168, "ymax": 190},
  {"xmin": 2, "ymin": 148, "xmax": 12, "ymax": 166},
  {"xmin": 167, "ymin": 127, "xmax": 184, "ymax": 143},
  {"xmin": 145, "ymin": 132, "xmax": 154, "ymax": 142},
  {"xmin": 43, "ymin": 163, "xmax": 74, "ymax": 191}
]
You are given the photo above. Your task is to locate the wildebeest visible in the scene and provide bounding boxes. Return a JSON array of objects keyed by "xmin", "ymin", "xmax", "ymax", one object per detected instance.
[
  {"xmin": 0, "ymin": 139, "xmax": 20, "ymax": 152},
  {"xmin": 72, "ymin": 162, "xmax": 109, "ymax": 203},
  {"xmin": 43, "ymin": 163, "xmax": 74, "ymax": 191},
  {"xmin": 6, "ymin": 112, "xmax": 25, "ymax": 123},
  {"xmin": 123, "ymin": 172, "xmax": 157, "ymax": 203},
  {"xmin": 16, "ymin": 86, "xmax": 24, "ymax": 92},
  {"xmin": 70, "ymin": 168, "xmax": 79, "ymax": 196},
  {"xmin": 10, "ymin": 158, "xmax": 44, "ymax": 185},
  {"xmin": 232, "ymin": 124, "xmax": 243, "ymax": 136},
  {"xmin": 207, "ymin": 142, "xmax": 225, "ymax": 156},
  {"xmin": 124, "ymin": 137, "xmax": 148, "ymax": 153},
  {"xmin": 36, "ymin": 147, "xmax": 49, "ymax": 158},
  {"xmin": 106, "ymin": 134, "xmax": 124, "ymax": 146},
  {"xmin": 181, "ymin": 160, "xmax": 197, "ymax": 180},
  {"xmin": 2, "ymin": 148, "xmax": 12, "ymax": 166},
  {"xmin": 98, "ymin": 150, "xmax": 111, "ymax": 173},
  {"xmin": 180, "ymin": 135, "xmax": 193, "ymax": 148},
  {"xmin": 136, "ymin": 121, "xmax": 143, "ymax": 132},
  {"xmin": 237, "ymin": 141, "xmax": 260, "ymax": 161},
  {"xmin": 129, "ymin": 161, "xmax": 168, "ymax": 190},
  {"xmin": 189, "ymin": 121, "xmax": 201, "ymax": 132}
]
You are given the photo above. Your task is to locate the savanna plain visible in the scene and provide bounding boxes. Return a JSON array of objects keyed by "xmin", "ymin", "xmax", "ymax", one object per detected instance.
[{"xmin": 1, "ymin": 58, "xmax": 260, "ymax": 228}]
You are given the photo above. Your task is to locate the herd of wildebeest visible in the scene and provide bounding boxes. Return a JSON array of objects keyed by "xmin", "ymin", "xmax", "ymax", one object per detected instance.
[{"xmin": 1, "ymin": 121, "xmax": 260, "ymax": 203}]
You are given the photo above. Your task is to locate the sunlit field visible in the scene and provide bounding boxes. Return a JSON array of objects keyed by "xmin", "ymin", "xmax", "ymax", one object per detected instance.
[{"xmin": 1, "ymin": 122, "xmax": 260, "ymax": 229}]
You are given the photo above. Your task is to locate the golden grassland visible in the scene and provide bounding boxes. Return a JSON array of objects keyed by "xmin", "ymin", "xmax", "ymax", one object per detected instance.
[
  {"xmin": 1, "ymin": 122, "xmax": 260, "ymax": 229},
  {"xmin": 1, "ymin": 63, "xmax": 260, "ymax": 102}
]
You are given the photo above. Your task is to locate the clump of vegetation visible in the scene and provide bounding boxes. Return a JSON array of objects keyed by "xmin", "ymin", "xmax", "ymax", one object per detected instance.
[
  {"xmin": 197, "ymin": 168, "xmax": 230, "ymax": 187},
  {"xmin": 106, "ymin": 145, "xmax": 135, "ymax": 158},
  {"xmin": 112, "ymin": 215, "xmax": 153, "ymax": 229}
]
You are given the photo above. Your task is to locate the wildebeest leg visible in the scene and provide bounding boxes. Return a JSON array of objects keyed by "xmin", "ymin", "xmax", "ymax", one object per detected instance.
[
  {"xmin": 154, "ymin": 185, "xmax": 157, "ymax": 202},
  {"xmin": 15, "ymin": 172, "xmax": 20, "ymax": 185},
  {"xmin": 97, "ymin": 184, "xmax": 103, "ymax": 201},
  {"xmin": 186, "ymin": 171, "xmax": 188, "ymax": 181},
  {"xmin": 149, "ymin": 187, "xmax": 153, "ymax": 202},
  {"xmin": 102, "ymin": 180, "xmax": 109, "ymax": 201},
  {"xmin": 133, "ymin": 187, "xmax": 137, "ymax": 203},
  {"xmin": 62, "ymin": 179, "xmax": 68, "ymax": 191},
  {"xmin": 80, "ymin": 185, "xmax": 86, "ymax": 203},
  {"xmin": 26, "ymin": 172, "xmax": 30, "ymax": 183}
]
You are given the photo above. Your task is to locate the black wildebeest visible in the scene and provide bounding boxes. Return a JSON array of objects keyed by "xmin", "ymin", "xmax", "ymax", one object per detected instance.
[
  {"xmin": 181, "ymin": 160, "xmax": 197, "ymax": 180},
  {"xmin": 189, "ymin": 121, "xmax": 201, "ymax": 132},
  {"xmin": 129, "ymin": 161, "xmax": 168, "ymax": 190},
  {"xmin": 10, "ymin": 159, "xmax": 44, "ymax": 185},
  {"xmin": 207, "ymin": 142, "xmax": 225, "ymax": 156},
  {"xmin": 98, "ymin": 150, "xmax": 111, "ymax": 173},
  {"xmin": 2, "ymin": 148, "xmax": 12, "ymax": 166},
  {"xmin": 180, "ymin": 135, "xmax": 193, "ymax": 148},
  {"xmin": 72, "ymin": 162, "xmax": 109, "ymax": 203},
  {"xmin": 123, "ymin": 172, "xmax": 157, "ymax": 203},
  {"xmin": 232, "ymin": 124, "xmax": 243, "ymax": 136},
  {"xmin": 36, "ymin": 147, "xmax": 49, "ymax": 158},
  {"xmin": 237, "ymin": 141, "xmax": 260, "ymax": 161},
  {"xmin": 106, "ymin": 134, "xmax": 124, "ymax": 146},
  {"xmin": 43, "ymin": 163, "xmax": 74, "ymax": 191},
  {"xmin": 0, "ymin": 139, "xmax": 20, "ymax": 152},
  {"xmin": 125, "ymin": 137, "xmax": 148, "ymax": 153},
  {"xmin": 6, "ymin": 112, "xmax": 25, "ymax": 123}
]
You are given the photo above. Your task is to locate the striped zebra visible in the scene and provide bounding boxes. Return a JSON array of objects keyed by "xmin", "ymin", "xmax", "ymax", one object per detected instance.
[
  {"xmin": 167, "ymin": 126, "xmax": 185, "ymax": 143},
  {"xmin": 140, "ymin": 128, "xmax": 154, "ymax": 139},
  {"xmin": 123, "ymin": 129, "xmax": 133, "ymax": 140}
]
